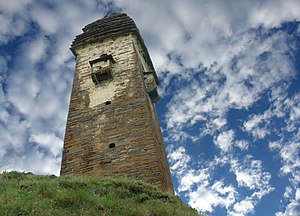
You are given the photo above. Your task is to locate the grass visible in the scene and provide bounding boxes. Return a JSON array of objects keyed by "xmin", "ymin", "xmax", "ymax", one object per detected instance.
[{"xmin": 0, "ymin": 171, "xmax": 202, "ymax": 216}]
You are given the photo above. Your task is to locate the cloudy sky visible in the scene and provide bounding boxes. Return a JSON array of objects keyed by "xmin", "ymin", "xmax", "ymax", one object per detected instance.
[{"xmin": 1, "ymin": 0, "xmax": 300, "ymax": 215}]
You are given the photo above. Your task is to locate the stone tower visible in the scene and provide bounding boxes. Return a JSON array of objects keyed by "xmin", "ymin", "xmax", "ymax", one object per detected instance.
[{"xmin": 60, "ymin": 13, "xmax": 173, "ymax": 192}]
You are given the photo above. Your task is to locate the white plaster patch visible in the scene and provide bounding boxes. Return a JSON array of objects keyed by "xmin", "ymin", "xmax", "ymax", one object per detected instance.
[
  {"xmin": 75, "ymin": 35, "xmax": 138, "ymax": 108},
  {"xmin": 89, "ymin": 80, "xmax": 118, "ymax": 107}
]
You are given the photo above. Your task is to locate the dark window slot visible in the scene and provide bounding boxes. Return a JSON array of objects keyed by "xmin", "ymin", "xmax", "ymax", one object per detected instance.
[
  {"xmin": 105, "ymin": 101, "xmax": 111, "ymax": 105},
  {"xmin": 91, "ymin": 69, "xmax": 112, "ymax": 85},
  {"xmin": 109, "ymin": 143, "xmax": 116, "ymax": 148}
]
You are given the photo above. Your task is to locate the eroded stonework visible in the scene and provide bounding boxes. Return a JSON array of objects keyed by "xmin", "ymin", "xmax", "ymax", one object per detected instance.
[{"xmin": 60, "ymin": 13, "xmax": 173, "ymax": 192}]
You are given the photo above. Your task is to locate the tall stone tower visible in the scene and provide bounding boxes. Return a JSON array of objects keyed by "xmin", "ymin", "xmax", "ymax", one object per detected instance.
[{"xmin": 60, "ymin": 13, "xmax": 173, "ymax": 192}]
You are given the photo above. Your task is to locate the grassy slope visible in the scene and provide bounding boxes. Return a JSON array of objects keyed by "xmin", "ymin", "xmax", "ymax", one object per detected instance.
[{"xmin": 0, "ymin": 172, "xmax": 201, "ymax": 216}]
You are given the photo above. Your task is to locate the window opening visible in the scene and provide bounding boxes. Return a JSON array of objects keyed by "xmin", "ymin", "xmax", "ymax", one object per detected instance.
[
  {"xmin": 91, "ymin": 69, "xmax": 112, "ymax": 84},
  {"xmin": 89, "ymin": 54, "xmax": 115, "ymax": 85},
  {"xmin": 109, "ymin": 143, "xmax": 116, "ymax": 148}
]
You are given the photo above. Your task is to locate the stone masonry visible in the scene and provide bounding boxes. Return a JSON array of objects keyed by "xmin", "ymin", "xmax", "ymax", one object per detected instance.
[{"xmin": 60, "ymin": 13, "xmax": 174, "ymax": 192}]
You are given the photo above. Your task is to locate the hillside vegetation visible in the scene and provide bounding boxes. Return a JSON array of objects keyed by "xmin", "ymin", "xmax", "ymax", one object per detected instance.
[{"xmin": 0, "ymin": 171, "xmax": 201, "ymax": 216}]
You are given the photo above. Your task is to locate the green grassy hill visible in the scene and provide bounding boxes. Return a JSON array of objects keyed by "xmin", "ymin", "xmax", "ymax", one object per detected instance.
[{"xmin": 0, "ymin": 172, "xmax": 201, "ymax": 216}]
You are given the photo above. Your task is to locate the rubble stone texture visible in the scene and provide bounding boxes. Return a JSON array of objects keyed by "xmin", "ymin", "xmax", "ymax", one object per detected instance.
[{"xmin": 60, "ymin": 13, "xmax": 174, "ymax": 192}]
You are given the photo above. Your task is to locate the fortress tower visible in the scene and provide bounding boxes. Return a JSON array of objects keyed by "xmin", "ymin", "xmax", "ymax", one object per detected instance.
[{"xmin": 60, "ymin": 13, "xmax": 173, "ymax": 192}]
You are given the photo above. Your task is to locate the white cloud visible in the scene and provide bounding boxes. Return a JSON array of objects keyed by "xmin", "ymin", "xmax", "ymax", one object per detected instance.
[
  {"xmin": 168, "ymin": 147, "xmax": 238, "ymax": 213},
  {"xmin": 0, "ymin": 109, "xmax": 10, "ymax": 123},
  {"xmin": 230, "ymin": 156, "xmax": 272, "ymax": 190},
  {"xmin": 230, "ymin": 199, "xmax": 255, "ymax": 216},
  {"xmin": 164, "ymin": 28, "xmax": 296, "ymax": 142},
  {"xmin": 249, "ymin": 0, "xmax": 300, "ymax": 28},
  {"xmin": 188, "ymin": 182, "xmax": 236, "ymax": 213},
  {"xmin": 112, "ymin": 0, "xmax": 300, "ymax": 74},
  {"xmin": 280, "ymin": 141, "xmax": 300, "ymax": 179},
  {"xmin": 7, "ymin": 69, "xmax": 40, "ymax": 115},
  {"xmin": 284, "ymin": 93, "xmax": 300, "ymax": 132},
  {"xmin": 30, "ymin": 5, "xmax": 61, "ymax": 34},
  {"xmin": 243, "ymin": 114, "xmax": 264, "ymax": 133},
  {"xmin": 0, "ymin": 0, "xmax": 31, "ymax": 44},
  {"xmin": 170, "ymin": 150, "xmax": 273, "ymax": 214},
  {"xmin": 269, "ymin": 141, "xmax": 282, "ymax": 151},
  {"xmin": 178, "ymin": 169, "xmax": 210, "ymax": 192},
  {"xmin": 284, "ymin": 186, "xmax": 293, "ymax": 199},
  {"xmin": 1, "ymin": 1, "xmax": 300, "ymax": 215},
  {"xmin": 227, "ymin": 155, "xmax": 274, "ymax": 216},
  {"xmin": 25, "ymin": 36, "xmax": 48, "ymax": 64},
  {"xmin": 168, "ymin": 146, "xmax": 191, "ymax": 175},
  {"xmin": 0, "ymin": 0, "xmax": 33, "ymax": 13},
  {"xmin": 188, "ymin": 185, "xmax": 219, "ymax": 213},
  {"xmin": 29, "ymin": 133, "xmax": 63, "ymax": 157},
  {"xmin": 0, "ymin": 115, "xmax": 28, "ymax": 150},
  {"xmin": 235, "ymin": 140, "xmax": 249, "ymax": 151},
  {"xmin": 214, "ymin": 130, "xmax": 235, "ymax": 152},
  {"xmin": 0, "ymin": 0, "xmax": 105, "ymax": 176},
  {"xmin": 276, "ymin": 188, "xmax": 300, "ymax": 216},
  {"xmin": 1, "ymin": 148, "xmax": 61, "ymax": 175}
]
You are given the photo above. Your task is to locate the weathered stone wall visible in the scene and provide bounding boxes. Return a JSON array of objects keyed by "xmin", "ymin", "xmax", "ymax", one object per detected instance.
[{"xmin": 61, "ymin": 13, "xmax": 173, "ymax": 192}]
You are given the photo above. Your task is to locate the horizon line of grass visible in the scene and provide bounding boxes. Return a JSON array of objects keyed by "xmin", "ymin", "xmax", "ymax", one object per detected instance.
[{"xmin": 0, "ymin": 171, "xmax": 202, "ymax": 216}]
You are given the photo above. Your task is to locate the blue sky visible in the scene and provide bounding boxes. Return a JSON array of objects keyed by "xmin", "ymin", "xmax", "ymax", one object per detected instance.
[{"xmin": 0, "ymin": 0, "xmax": 300, "ymax": 215}]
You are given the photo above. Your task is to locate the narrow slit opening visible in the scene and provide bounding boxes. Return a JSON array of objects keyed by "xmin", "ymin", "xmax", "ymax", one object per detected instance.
[{"xmin": 109, "ymin": 143, "xmax": 115, "ymax": 148}]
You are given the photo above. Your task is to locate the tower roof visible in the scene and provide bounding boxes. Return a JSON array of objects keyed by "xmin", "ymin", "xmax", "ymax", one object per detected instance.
[
  {"xmin": 70, "ymin": 13, "xmax": 157, "ymax": 83},
  {"xmin": 71, "ymin": 13, "xmax": 137, "ymax": 51}
]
